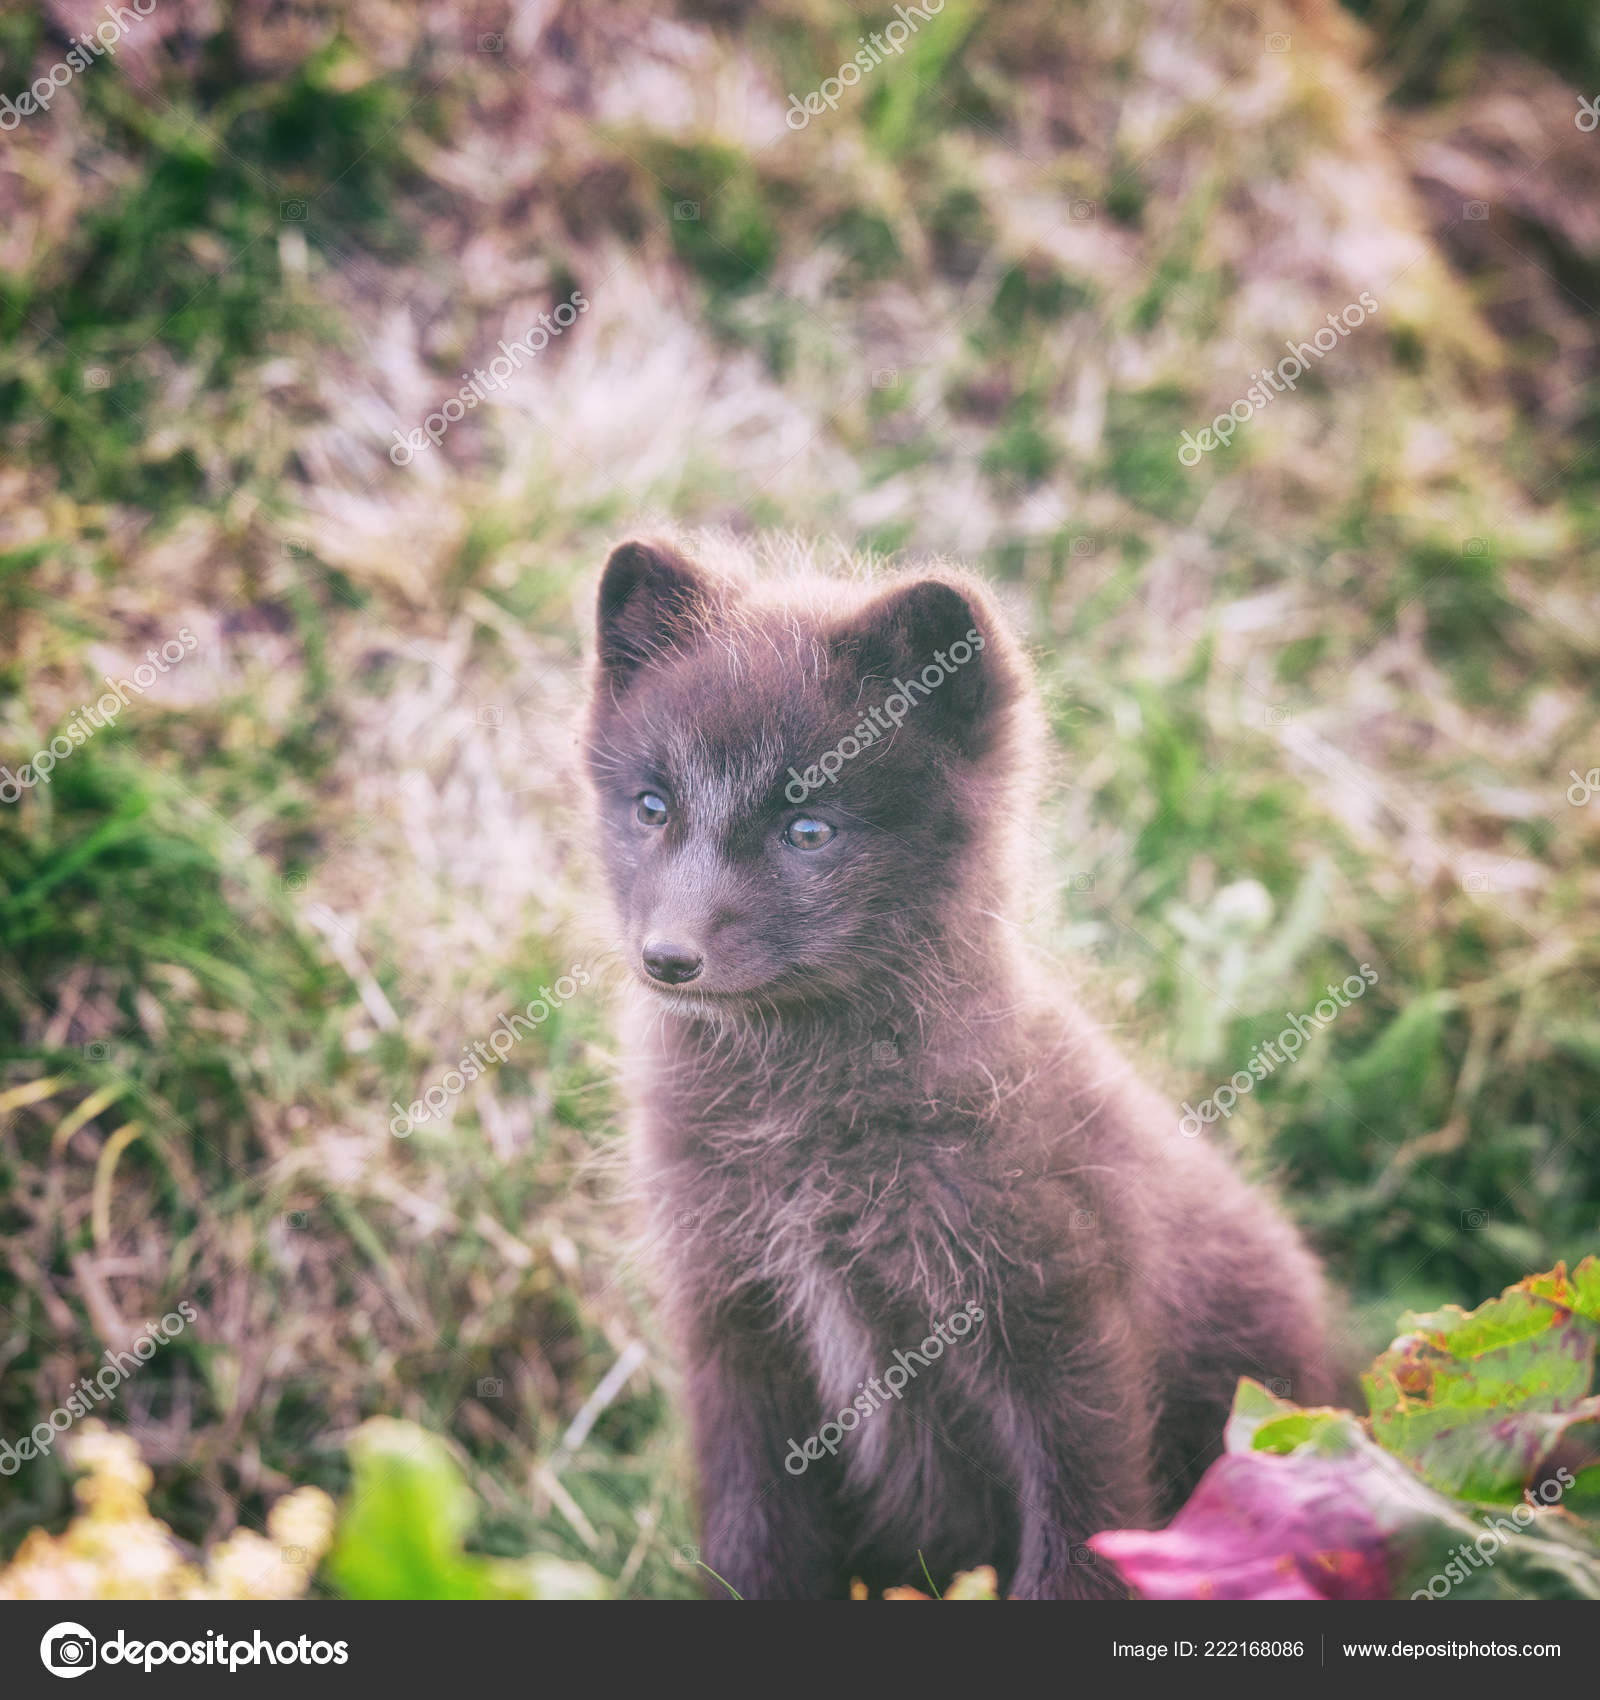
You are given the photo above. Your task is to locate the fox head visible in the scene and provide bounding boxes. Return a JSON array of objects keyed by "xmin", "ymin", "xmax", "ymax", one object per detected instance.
[{"xmin": 584, "ymin": 539, "xmax": 1031, "ymax": 1009}]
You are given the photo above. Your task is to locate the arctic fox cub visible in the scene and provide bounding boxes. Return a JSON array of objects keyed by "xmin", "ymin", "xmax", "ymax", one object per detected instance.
[{"xmin": 585, "ymin": 537, "xmax": 1333, "ymax": 1599}]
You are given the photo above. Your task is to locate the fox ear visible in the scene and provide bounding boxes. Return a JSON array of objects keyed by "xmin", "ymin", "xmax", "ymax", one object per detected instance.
[
  {"xmin": 832, "ymin": 577, "xmax": 1009, "ymax": 757},
  {"xmin": 596, "ymin": 541, "xmax": 723, "ymax": 686}
]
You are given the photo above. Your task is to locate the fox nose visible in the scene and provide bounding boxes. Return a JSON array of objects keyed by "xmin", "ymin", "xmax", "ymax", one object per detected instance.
[{"xmin": 643, "ymin": 939, "xmax": 703, "ymax": 985}]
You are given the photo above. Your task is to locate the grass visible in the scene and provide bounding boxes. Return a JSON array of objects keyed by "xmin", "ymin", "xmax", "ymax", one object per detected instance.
[{"xmin": 1, "ymin": 0, "xmax": 1598, "ymax": 1597}]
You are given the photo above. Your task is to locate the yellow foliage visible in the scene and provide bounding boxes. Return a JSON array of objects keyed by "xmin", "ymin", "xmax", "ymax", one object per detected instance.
[{"xmin": 0, "ymin": 1421, "xmax": 335, "ymax": 1601}]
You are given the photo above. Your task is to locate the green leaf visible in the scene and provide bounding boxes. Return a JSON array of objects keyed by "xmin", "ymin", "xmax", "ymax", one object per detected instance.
[
  {"xmin": 1365, "ymin": 1258, "xmax": 1600, "ymax": 1503},
  {"xmin": 326, "ymin": 1418, "xmax": 609, "ymax": 1600},
  {"xmin": 1222, "ymin": 1376, "xmax": 1299, "ymax": 1451}
]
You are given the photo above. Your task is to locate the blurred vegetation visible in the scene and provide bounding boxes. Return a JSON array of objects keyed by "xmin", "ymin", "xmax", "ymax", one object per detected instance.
[
  {"xmin": 0, "ymin": 1419, "xmax": 336, "ymax": 1599},
  {"xmin": 0, "ymin": 1414, "xmax": 607, "ymax": 1599},
  {"xmin": 1, "ymin": 0, "xmax": 1597, "ymax": 1598},
  {"xmin": 1096, "ymin": 1260, "xmax": 1600, "ymax": 1600},
  {"xmin": 1346, "ymin": 0, "xmax": 1600, "ymax": 103}
]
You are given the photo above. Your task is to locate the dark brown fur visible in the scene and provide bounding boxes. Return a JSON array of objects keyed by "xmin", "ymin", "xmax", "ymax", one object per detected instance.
[{"xmin": 584, "ymin": 536, "xmax": 1334, "ymax": 1600}]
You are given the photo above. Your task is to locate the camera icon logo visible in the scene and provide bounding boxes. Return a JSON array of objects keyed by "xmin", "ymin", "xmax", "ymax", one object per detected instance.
[
  {"xmin": 1463, "ymin": 200, "xmax": 1488, "ymax": 220},
  {"xmin": 871, "ymin": 367, "xmax": 898, "ymax": 389},
  {"xmin": 84, "ymin": 366, "xmax": 110, "ymax": 390},
  {"xmin": 1461, "ymin": 1208, "xmax": 1488, "ymax": 1231},
  {"xmin": 1070, "ymin": 872, "xmax": 1094, "ymax": 893},
  {"xmin": 1265, "ymin": 32, "xmax": 1291, "ymax": 53},
  {"xmin": 1069, "ymin": 535, "xmax": 1096, "ymax": 557},
  {"xmin": 1069, "ymin": 199, "xmax": 1096, "ymax": 220},
  {"xmin": 673, "ymin": 200, "xmax": 700, "ymax": 221},
  {"xmin": 40, "ymin": 1623, "xmax": 97, "ymax": 1677},
  {"xmin": 478, "ymin": 1377, "xmax": 504, "ymax": 1398},
  {"xmin": 478, "ymin": 32, "xmax": 504, "ymax": 53},
  {"xmin": 1462, "ymin": 537, "xmax": 1488, "ymax": 556},
  {"xmin": 280, "ymin": 199, "xmax": 308, "ymax": 222},
  {"xmin": 1266, "ymin": 705, "xmax": 1292, "ymax": 725},
  {"xmin": 1462, "ymin": 872, "xmax": 1489, "ymax": 893}
]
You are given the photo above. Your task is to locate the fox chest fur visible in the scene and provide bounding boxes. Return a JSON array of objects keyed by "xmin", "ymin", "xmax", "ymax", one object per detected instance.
[{"xmin": 631, "ymin": 1008, "xmax": 1032, "ymax": 1371}]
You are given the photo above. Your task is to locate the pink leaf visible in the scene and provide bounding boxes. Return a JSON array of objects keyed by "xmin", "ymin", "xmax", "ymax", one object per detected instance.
[{"xmin": 1089, "ymin": 1454, "xmax": 1391, "ymax": 1600}]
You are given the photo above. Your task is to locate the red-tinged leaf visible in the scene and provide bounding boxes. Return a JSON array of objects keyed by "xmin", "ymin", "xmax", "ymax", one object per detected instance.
[{"xmin": 1366, "ymin": 1257, "xmax": 1600, "ymax": 1503}]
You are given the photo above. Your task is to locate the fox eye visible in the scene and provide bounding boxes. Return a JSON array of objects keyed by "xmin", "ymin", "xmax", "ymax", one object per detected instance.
[
  {"xmin": 784, "ymin": 816, "xmax": 834, "ymax": 850},
  {"xmin": 636, "ymin": 792, "xmax": 670, "ymax": 826}
]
